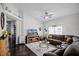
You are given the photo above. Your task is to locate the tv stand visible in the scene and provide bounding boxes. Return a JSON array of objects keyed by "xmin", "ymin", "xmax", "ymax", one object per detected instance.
[{"xmin": 27, "ymin": 35, "xmax": 40, "ymax": 43}]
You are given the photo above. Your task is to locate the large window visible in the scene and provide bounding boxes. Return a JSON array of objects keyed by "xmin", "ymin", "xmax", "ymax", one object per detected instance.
[{"xmin": 48, "ymin": 25, "xmax": 62, "ymax": 35}]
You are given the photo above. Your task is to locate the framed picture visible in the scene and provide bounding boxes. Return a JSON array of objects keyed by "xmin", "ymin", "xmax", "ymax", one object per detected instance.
[{"xmin": 1, "ymin": 12, "xmax": 5, "ymax": 29}]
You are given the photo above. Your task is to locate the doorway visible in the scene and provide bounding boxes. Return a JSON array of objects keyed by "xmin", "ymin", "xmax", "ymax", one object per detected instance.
[{"xmin": 6, "ymin": 17, "xmax": 16, "ymax": 49}]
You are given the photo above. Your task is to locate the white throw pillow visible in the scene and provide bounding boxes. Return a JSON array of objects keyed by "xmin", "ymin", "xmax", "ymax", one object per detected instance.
[{"xmin": 73, "ymin": 36, "xmax": 79, "ymax": 42}]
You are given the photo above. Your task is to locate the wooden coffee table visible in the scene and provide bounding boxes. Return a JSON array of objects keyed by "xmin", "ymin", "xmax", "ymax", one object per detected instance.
[{"xmin": 25, "ymin": 41, "xmax": 57, "ymax": 56}]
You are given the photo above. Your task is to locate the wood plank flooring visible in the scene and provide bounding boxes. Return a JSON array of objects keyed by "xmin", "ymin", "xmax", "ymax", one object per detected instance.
[{"xmin": 9, "ymin": 44, "xmax": 36, "ymax": 56}]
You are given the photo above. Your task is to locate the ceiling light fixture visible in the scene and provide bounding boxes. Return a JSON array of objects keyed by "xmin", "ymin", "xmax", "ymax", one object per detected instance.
[
  {"xmin": 41, "ymin": 10, "xmax": 54, "ymax": 20},
  {"xmin": 44, "ymin": 16, "xmax": 49, "ymax": 19}
]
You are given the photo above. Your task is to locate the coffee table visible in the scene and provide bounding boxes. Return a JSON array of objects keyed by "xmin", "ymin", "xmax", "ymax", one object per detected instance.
[{"xmin": 25, "ymin": 41, "xmax": 57, "ymax": 56}]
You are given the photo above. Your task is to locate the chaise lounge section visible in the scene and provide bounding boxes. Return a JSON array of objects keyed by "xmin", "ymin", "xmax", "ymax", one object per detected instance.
[
  {"xmin": 43, "ymin": 42, "xmax": 79, "ymax": 56},
  {"xmin": 43, "ymin": 35, "xmax": 79, "ymax": 56}
]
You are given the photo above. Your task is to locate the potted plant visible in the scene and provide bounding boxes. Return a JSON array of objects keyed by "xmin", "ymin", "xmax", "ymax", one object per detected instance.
[{"xmin": 0, "ymin": 31, "xmax": 8, "ymax": 39}]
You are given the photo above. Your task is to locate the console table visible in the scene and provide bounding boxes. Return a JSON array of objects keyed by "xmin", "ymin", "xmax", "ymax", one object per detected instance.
[{"xmin": 27, "ymin": 35, "xmax": 40, "ymax": 43}]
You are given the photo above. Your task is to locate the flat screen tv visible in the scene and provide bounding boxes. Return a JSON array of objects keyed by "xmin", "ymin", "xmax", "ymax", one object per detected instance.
[{"xmin": 27, "ymin": 29, "xmax": 38, "ymax": 36}]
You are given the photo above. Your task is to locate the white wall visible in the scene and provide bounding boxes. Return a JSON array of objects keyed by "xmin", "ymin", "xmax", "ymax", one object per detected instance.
[
  {"xmin": 5, "ymin": 4, "xmax": 19, "ymax": 17},
  {"xmin": 44, "ymin": 13, "xmax": 79, "ymax": 36},
  {"xmin": 23, "ymin": 11, "xmax": 43, "ymax": 37}
]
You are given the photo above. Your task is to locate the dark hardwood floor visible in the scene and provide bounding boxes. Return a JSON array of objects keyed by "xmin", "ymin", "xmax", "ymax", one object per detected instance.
[{"xmin": 9, "ymin": 44, "xmax": 36, "ymax": 56}]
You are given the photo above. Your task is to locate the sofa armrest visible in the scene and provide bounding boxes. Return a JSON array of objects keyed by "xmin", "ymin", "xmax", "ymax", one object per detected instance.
[{"xmin": 43, "ymin": 52, "xmax": 58, "ymax": 56}]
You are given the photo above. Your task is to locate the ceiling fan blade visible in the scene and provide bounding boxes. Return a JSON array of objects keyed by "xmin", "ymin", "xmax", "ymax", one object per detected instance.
[
  {"xmin": 49, "ymin": 10, "xmax": 56, "ymax": 12},
  {"xmin": 40, "ymin": 16, "xmax": 45, "ymax": 18},
  {"xmin": 48, "ymin": 14, "xmax": 54, "ymax": 16},
  {"xmin": 40, "ymin": 16, "xmax": 43, "ymax": 18}
]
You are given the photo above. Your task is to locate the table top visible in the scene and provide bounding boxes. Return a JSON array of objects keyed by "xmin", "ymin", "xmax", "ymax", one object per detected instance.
[{"xmin": 25, "ymin": 41, "xmax": 57, "ymax": 56}]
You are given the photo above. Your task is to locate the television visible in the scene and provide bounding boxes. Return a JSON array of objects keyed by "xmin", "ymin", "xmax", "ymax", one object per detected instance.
[{"xmin": 27, "ymin": 29, "xmax": 38, "ymax": 36}]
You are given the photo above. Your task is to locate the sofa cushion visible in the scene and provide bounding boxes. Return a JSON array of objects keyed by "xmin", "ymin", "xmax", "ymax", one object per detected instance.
[
  {"xmin": 66, "ymin": 37, "xmax": 73, "ymax": 45},
  {"xmin": 63, "ymin": 42, "xmax": 79, "ymax": 56},
  {"xmin": 48, "ymin": 39, "xmax": 62, "ymax": 45},
  {"xmin": 54, "ymin": 48, "xmax": 66, "ymax": 56},
  {"xmin": 52, "ymin": 35, "xmax": 65, "ymax": 40}
]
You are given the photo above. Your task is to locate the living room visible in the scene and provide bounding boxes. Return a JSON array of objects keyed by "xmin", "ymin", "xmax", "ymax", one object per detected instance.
[{"xmin": 0, "ymin": 3, "xmax": 79, "ymax": 56}]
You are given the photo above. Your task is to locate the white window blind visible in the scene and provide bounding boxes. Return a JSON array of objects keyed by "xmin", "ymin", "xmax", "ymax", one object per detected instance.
[{"xmin": 48, "ymin": 26, "xmax": 62, "ymax": 35}]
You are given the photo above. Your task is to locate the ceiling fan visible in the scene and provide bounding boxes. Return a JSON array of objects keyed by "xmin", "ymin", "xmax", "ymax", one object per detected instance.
[{"xmin": 40, "ymin": 10, "xmax": 54, "ymax": 19}]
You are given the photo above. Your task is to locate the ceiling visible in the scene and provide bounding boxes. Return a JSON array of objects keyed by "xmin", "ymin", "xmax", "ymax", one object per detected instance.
[{"xmin": 7, "ymin": 3, "xmax": 79, "ymax": 21}]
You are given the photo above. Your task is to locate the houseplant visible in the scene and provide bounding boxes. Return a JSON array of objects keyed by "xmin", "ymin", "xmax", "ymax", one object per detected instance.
[{"xmin": 0, "ymin": 31, "xmax": 8, "ymax": 39}]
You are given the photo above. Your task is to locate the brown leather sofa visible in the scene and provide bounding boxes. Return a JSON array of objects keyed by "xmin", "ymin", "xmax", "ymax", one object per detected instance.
[
  {"xmin": 43, "ymin": 42, "xmax": 79, "ymax": 56},
  {"xmin": 47, "ymin": 34, "xmax": 73, "ymax": 45}
]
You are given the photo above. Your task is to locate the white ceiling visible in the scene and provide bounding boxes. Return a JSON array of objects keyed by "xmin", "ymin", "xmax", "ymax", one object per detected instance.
[{"xmin": 8, "ymin": 3, "xmax": 79, "ymax": 21}]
